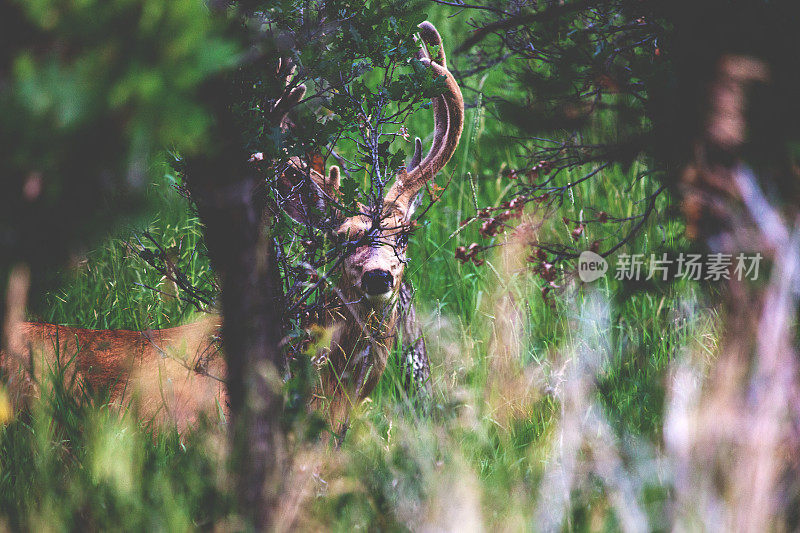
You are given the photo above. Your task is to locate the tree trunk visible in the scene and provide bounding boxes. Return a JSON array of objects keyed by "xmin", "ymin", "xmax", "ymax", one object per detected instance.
[{"xmin": 185, "ymin": 155, "xmax": 285, "ymax": 528}]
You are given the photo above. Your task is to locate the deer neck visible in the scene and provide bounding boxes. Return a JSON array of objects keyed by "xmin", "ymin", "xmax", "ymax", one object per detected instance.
[{"xmin": 325, "ymin": 284, "xmax": 400, "ymax": 396}]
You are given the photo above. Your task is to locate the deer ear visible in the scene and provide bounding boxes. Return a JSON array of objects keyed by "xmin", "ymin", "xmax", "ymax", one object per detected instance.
[
  {"xmin": 277, "ymin": 160, "xmax": 325, "ymax": 225},
  {"xmin": 278, "ymin": 160, "xmax": 341, "ymax": 226}
]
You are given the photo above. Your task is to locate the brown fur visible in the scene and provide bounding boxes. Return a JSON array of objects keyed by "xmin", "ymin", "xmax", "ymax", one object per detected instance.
[
  {"xmin": 4, "ymin": 317, "xmax": 226, "ymax": 430},
  {"xmin": 311, "ymin": 207, "xmax": 409, "ymax": 429}
]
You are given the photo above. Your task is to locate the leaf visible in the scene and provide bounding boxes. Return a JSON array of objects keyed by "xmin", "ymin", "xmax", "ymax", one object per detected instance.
[{"xmin": 339, "ymin": 177, "xmax": 359, "ymax": 207}]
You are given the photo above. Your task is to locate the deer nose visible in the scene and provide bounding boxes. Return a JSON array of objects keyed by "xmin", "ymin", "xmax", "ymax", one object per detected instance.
[{"xmin": 361, "ymin": 269, "xmax": 393, "ymax": 295}]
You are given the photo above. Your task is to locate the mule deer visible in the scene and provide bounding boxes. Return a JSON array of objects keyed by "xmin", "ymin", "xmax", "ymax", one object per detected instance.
[{"xmin": 2, "ymin": 21, "xmax": 463, "ymax": 434}]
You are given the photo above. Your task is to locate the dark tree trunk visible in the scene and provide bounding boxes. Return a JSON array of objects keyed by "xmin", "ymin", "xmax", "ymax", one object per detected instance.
[{"xmin": 184, "ymin": 153, "xmax": 285, "ymax": 528}]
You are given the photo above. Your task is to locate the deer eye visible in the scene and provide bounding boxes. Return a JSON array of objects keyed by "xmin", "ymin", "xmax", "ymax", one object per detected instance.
[{"xmin": 335, "ymin": 230, "xmax": 363, "ymax": 249}]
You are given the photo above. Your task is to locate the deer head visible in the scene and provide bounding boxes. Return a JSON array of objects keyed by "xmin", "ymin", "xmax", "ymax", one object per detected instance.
[
  {"xmin": 274, "ymin": 22, "xmax": 463, "ymax": 432},
  {"xmin": 281, "ymin": 21, "xmax": 464, "ymax": 309}
]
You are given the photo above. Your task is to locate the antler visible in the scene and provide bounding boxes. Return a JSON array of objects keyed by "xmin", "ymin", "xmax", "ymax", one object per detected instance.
[
  {"xmin": 269, "ymin": 57, "xmax": 307, "ymax": 128},
  {"xmin": 385, "ymin": 22, "xmax": 465, "ymax": 214}
]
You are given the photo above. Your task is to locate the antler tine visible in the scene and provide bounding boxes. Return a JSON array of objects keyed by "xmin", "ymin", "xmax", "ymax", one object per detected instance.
[
  {"xmin": 417, "ymin": 21, "xmax": 446, "ymax": 67},
  {"xmin": 403, "ymin": 23, "xmax": 448, "ymax": 182},
  {"xmin": 386, "ymin": 23, "xmax": 464, "ymax": 212},
  {"xmin": 269, "ymin": 57, "xmax": 306, "ymax": 127},
  {"xmin": 322, "ymin": 165, "xmax": 341, "ymax": 200},
  {"xmin": 270, "ymin": 84, "xmax": 306, "ymax": 127},
  {"xmin": 407, "ymin": 137, "xmax": 423, "ymax": 172}
]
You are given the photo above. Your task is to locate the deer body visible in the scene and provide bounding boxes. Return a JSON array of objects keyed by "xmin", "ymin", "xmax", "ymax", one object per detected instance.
[
  {"xmin": 2, "ymin": 22, "xmax": 463, "ymax": 434},
  {"xmin": 7, "ymin": 282, "xmax": 420, "ymax": 432},
  {"xmin": 6, "ymin": 316, "xmax": 226, "ymax": 430}
]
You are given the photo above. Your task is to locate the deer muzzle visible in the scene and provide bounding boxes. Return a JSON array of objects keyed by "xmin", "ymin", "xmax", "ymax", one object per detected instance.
[{"xmin": 362, "ymin": 269, "xmax": 394, "ymax": 299}]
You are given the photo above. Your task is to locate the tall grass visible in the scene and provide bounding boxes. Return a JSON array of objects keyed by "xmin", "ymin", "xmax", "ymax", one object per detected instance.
[{"xmin": 29, "ymin": 161, "xmax": 215, "ymax": 331}]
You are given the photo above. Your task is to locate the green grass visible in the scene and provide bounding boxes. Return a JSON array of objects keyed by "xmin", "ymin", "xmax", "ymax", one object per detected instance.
[
  {"xmin": 0, "ymin": 9, "xmax": 720, "ymax": 531},
  {"xmin": 27, "ymin": 163, "xmax": 215, "ymax": 331}
]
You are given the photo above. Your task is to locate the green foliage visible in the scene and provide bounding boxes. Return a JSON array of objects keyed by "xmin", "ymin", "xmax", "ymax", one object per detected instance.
[
  {"xmin": 29, "ymin": 169, "xmax": 214, "ymax": 330},
  {"xmin": 8, "ymin": 0, "xmax": 238, "ymax": 154},
  {"xmin": 227, "ymin": 0, "xmax": 435, "ymax": 171},
  {"xmin": 0, "ymin": 0, "xmax": 238, "ymax": 271}
]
